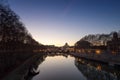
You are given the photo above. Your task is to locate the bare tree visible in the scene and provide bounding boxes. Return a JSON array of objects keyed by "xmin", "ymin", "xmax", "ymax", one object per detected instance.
[{"xmin": 0, "ymin": 2, "xmax": 41, "ymax": 51}]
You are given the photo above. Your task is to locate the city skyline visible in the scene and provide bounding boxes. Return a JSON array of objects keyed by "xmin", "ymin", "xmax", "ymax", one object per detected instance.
[{"xmin": 8, "ymin": 0, "xmax": 120, "ymax": 46}]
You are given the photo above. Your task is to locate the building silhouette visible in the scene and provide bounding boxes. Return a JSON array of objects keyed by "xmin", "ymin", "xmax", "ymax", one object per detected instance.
[{"xmin": 107, "ymin": 32, "xmax": 120, "ymax": 55}]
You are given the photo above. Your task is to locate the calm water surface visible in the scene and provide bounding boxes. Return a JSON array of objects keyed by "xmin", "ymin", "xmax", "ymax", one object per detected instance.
[
  {"xmin": 31, "ymin": 54, "xmax": 119, "ymax": 80},
  {"xmin": 32, "ymin": 55, "xmax": 86, "ymax": 80}
]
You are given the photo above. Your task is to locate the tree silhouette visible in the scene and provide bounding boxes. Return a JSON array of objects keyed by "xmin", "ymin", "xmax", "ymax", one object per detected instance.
[
  {"xmin": 0, "ymin": 2, "xmax": 42, "ymax": 51},
  {"xmin": 0, "ymin": 1, "xmax": 46, "ymax": 79}
]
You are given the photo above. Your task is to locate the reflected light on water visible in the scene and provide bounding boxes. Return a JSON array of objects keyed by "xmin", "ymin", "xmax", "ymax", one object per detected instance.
[{"xmin": 32, "ymin": 55, "xmax": 86, "ymax": 80}]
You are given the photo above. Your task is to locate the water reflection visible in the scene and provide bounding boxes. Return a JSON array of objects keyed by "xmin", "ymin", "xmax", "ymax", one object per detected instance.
[
  {"xmin": 26, "ymin": 54, "xmax": 120, "ymax": 80},
  {"xmin": 24, "ymin": 55, "xmax": 47, "ymax": 80},
  {"xmin": 75, "ymin": 57, "xmax": 120, "ymax": 80},
  {"xmin": 32, "ymin": 54, "xmax": 86, "ymax": 80}
]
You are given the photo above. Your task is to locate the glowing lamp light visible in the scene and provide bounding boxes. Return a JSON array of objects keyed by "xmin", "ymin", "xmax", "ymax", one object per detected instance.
[
  {"xmin": 96, "ymin": 65, "xmax": 101, "ymax": 70},
  {"xmin": 78, "ymin": 50, "xmax": 81, "ymax": 53},
  {"xmin": 95, "ymin": 49, "xmax": 101, "ymax": 54}
]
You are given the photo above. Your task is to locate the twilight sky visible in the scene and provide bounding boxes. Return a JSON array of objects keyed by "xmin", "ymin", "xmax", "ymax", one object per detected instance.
[{"xmin": 8, "ymin": 0, "xmax": 120, "ymax": 46}]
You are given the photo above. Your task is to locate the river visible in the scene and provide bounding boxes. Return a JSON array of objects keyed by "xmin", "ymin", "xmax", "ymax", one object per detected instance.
[{"xmin": 28, "ymin": 53, "xmax": 120, "ymax": 80}]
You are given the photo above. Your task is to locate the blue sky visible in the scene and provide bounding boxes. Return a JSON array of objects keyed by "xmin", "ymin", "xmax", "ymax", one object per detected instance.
[{"xmin": 7, "ymin": 0, "xmax": 120, "ymax": 46}]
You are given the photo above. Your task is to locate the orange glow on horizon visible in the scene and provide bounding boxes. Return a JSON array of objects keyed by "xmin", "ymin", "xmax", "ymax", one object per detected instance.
[{"xmin": 33, "ymin": 37, "xmax": 75, "ymax": 47}]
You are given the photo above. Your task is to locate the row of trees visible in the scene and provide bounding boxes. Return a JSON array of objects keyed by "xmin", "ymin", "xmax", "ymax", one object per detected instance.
[
  {"xmin": 0, "ymin": 3, "xmax": 45, "ymax": 51},
  {"xmin": 0, "ymin": 2, "xmax": 46, "ymax": 78}
]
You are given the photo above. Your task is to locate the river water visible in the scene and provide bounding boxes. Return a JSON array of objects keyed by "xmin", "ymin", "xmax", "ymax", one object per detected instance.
[{"xmin": 30, "ymin": 54, "xmax": 120, "ymax": 80}]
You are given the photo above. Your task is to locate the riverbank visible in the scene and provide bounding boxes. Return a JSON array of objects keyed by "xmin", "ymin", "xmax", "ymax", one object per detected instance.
[
  {"xmin": 70, "ymin": 53, "xmax": 120, "ymax": 66},
  {"xmin": 2, "ymin": 52, "xmax": 46, "ymax": 80},
  {"xmin": 0, "ymin": 52, "xmax": 34, "ymax": 78}
]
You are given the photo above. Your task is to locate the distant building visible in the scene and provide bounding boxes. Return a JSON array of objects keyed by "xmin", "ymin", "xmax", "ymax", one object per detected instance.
[
  {"xmin": 91, "ymin": 40, "xmax": 106, "ymax": 46},
  {"xmin": 107, "ymin": 32, "xmax": 120, "ymax": 55},
  {"xmin": 45, "ymin": 45, "xmax": 58, "ymax": 53},
  {"xmin": 67, "ymin": 46, "xmax": 74, "ymax": 52},
  {"xmin": 90, "ymin": 45, "xmax": 107, "ymax": 54},
  {"xmin": 74, "ymin": 40, "xmax": 107, "ymax": 54},
  {"xmin": 61, "ymin": 43, "xmax": 70, "ymax": 52},
  {"xmin": 74, "ymin": 40, "xmax": 91, "ymax": 53},
  {"xmin": 63, "ymin": 43, "xmax": 69, "ymax": 48}
]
